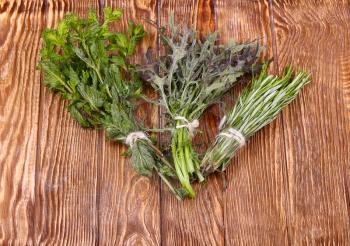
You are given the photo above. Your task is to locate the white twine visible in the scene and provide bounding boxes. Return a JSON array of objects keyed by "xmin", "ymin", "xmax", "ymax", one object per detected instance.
[
  {"xmin": 125, "ymin": 131, "xmax": 150, "ymax": 147},
  {"xmin": 218, "ymin": 115, "xmax": 227, "ymax": 130},
  {"xmin": 175, "ymin": 116, "xmax": 199, "ymax": 136},
  {"xmin": 219, "ymin": 128, "xmax": 246, "ymax": 147}
]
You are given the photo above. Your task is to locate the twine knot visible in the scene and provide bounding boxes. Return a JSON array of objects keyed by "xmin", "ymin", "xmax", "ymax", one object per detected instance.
[
  {"xmin": 175, "ymin": 116, "xmax": 199, "ymax": 136},
  {"xmin": 125, "ymin": 131, "xmax": 150, "ymax": 147},
  {"xmin": 219, "ymin": 128, "xmax": 246, "ymax": 147},
  {"xmin": 218, "ymin": 115, "xmax": 227, "ymax": 130}
]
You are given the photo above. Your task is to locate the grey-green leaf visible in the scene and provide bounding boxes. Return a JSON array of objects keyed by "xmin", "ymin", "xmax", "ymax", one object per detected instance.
[{"xmin": 130, "ymin": 141, "xmax": 155, "ymax": 177}]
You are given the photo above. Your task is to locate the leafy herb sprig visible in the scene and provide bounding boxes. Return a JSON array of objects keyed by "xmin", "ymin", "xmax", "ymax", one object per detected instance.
[
  {"xmin": 38, "ymin": 8, "xmax": 183, "ymax": 199},
  {"xmin": 201, "ymin": 64, "xmax": 311, "ymax": 174},
  {"xmin": 139, "ymin": 16, "xmax": 262, "ymax": 197}
]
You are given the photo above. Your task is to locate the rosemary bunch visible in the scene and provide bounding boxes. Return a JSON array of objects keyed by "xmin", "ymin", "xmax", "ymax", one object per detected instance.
[
  {"xmin": 38, "ymin": 8, "xmax": 182, "ymax": 199},
  {"xmin": 201, "ymin": 64, "xmax": 311, "ymax": 174},
  {"xmin": 139, "ymin": 16, "xmax": 262, "ymax": 197}
]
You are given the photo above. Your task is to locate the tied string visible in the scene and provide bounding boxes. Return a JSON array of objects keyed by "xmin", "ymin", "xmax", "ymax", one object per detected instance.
[
  {"xmin": 175, "ymin": 116, "xmax": 199, "ymax": 136},
  {"xmin": 125, "ymin": 131, "xmax": 151, "ymax": 147},
  {"xmin": 218, "ymin": 115, "xmax": 227, "ymax": 130},
  {"xmin": 219, "ymin": 128, "xmax": 246, "ymax": 148}
]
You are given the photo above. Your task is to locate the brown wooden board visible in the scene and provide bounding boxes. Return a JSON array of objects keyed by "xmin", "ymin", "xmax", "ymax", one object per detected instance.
[
  {"xmin": 217, "ymin": 0, "xmax": 290, "ymax": 245},
  {"xmin": 159, "ymin": 1, "xmax": 224, "ymax": 245},
  {"xmin": 0, "ymin": 1, "xmax": 44, "ymax": 244},
  {"xmin": 1, "ymin": 0, "xmax": 350, "ymax": 244},
  {"xmin": 272, "ymin": 0, "xmax": 350, "ymax": 244},
  {"xmin": 99, "ymin": 1, "xmax": 161, "ymax": 245},
  {"xmin": 34, "ymin": 1, "xmax": 101, "ymax": 245}
]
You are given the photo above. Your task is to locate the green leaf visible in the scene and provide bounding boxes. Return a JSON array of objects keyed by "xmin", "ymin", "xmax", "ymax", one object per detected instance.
[
  {"xmin": 88, "ymin": 9, "xmax": 98, "ymax": 23},
  {"xmin": 127, "ymin": 22, "xmax": 135, "ymax": 38},
  {"xmin": 111, "ymin": 56, "xmax": 126, "ymax": 69},
  {"xmin": 68, "ymin": 103, "xmax": 92, "ymax": 128},
  {"xmin": 104, "ymin": 7, "xmax": 122, "ymax": 23},
  {"xmin": 42, "ymin": 29, "xmax": 64, "ymax": 47},
  {"xmin": 133, "ymin": 24, "xmax": 145, "ymax": 37},
  {"xmin": 77, "ymin": 83, "xmax": 104, "ymax": 110},
  {"xmin": 127, "ymin": 39, "xmax": 137, "ymax": 55},
  {"xmin": 130, "ymin": 141, "xmax": 155, "ymax": 177},
  {"xmin": 73, "ymin": 47, "xmax": 95, "ymax": 68},
  {"xmin": 40, "ymin": 61, "xmax": 72, "ymax": 94},
  {"xmin": 115, "ymin": 33, "xmax": 128, "ymax": 49},
  {"xmin": 67, "ymin": 67, "xmax": 80, "ymax": 91},
  {"xmin": 104, "ymin": 125, "xmax": 124, "ymax": 141},
  {"xmin": 57, "ymin": 21, "xmax": 68, "ymax": 36},
  {"xmin": 159, "ymin": 165, "xmax": 176, "ymax": 177}
]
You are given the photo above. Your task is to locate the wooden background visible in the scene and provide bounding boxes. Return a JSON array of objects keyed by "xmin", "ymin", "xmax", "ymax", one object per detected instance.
[{"xmin": 1, "ymin": 0, "xmax": 350, "ymax": 245}]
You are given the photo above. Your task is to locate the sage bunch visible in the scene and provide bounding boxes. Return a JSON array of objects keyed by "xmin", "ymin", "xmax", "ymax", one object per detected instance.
[
  {"xmin": 38, "ymin": 8, "xmax": 182, "ymax": 199},
  {"xmin": 201, "ymin": 64, "xmax": 311, "ymax": 174},
  {"xmin": 139, "ymin": 16, "xmax": 262, "ymax": 197}
]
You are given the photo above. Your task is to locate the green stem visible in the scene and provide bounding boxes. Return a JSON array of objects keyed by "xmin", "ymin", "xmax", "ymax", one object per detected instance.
[
  {"xmin": 141, "ymin": 140, "xmax": 183, "ymax": 200},
  {"xmin": 184, "ymin": 140, "xmax": 195, "ymax": 174},
  {"xmin": 144, "ymin": 127, "xmax": 173, "ymax": 133},
  {"xmin": 178, "ymin": 128, "xmax": 189, "ymax": 177},
  {"xmin": 137, "ymin": 94, "xmax": 161, "ymax": 105},
  {"xmin": 172, "ymin": 126, "xmax": 195, "ymax": 198},
  {"xmin": 145, "ymin": 141, "xmax": 176, "ymax": 173},
  {"xmin": 155, "ymin": 168, "xmax": 183, "ymax": 200},
  {"xmin": 180, "ymin": 127, "xmax": 204, "ymax": 182},
  {"xmin": 172, "ymin": 143, "xmax": 187, "ymax": 188}
]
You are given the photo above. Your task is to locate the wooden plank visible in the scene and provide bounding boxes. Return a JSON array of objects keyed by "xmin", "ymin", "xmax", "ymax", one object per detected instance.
[
  {"xmin": 342, "ymin": 54, "xmax": 350, "ymax": 122},
  {"xmin": 159, "ymin": 1, "xmax": 224, "ymax": 245},
  {"xmin": 272, "ymin": 0, "xmax": 350, "ymax": 244},
  {"xmin": 217, "ymin": 0, "xmax": 290, "ymax": 245},
  {"xmin": 33, "ymin": 1, "xmax": 101, "ymax": 245},
  {"xmin": 99, "ymin": 1, "xmax": 161, "ymax": 245},
  {"xmin": 0, "ymin": 1, "xmax": 44, "ymax": 245}
]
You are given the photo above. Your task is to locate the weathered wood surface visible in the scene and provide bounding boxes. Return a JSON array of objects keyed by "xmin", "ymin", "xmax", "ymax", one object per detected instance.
[
  {"xmin": 34, "ymin": 1, "xmax": 100, "ymax": 245},
  {"xmin": 273, "ymin": 0, "xmax": 350, "ymax": 244},
  {"xmin": 0, "ymin": 0, "xmax": 349, "ymax": 245},
  {"xmin": 0, "ymin": 1, "xmax": 43, "ymax": 245},
  {"xmin": 217, "ymin": 1, "xmax": 290, "ymax": 245}
]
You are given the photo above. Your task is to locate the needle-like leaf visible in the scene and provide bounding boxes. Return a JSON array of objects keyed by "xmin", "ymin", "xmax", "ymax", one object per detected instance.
[{"xmin": 201, "ymin": 64, "xmax": 311, "ymax": 174}]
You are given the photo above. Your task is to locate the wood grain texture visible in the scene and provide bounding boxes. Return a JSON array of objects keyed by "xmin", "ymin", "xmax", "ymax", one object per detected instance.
[
  {"xmin": 1, "ymin": 0, "xmax": 350, "ymax": 245},
  {"xmin": 99, "ymin": 1, "xmax": 161, "ymax": 245},
  {"xmin": 34, "ymin": 1, "xmax": 100, "ymax": 245},
  {"xmin": 0, "ymin": 1, "xmax": 44, "ymax": 245},
  {"xmin": 272, "ymin": 0, "xmax": 350, "ymax": 244},
  {"xmin": 159, "ymin": 1, "xmax": 224, "ymax": 245},
  {"xmin": 341, "ymin": 54, "xmax": 350, "ymax": 122},
  {"xmin": 217, "ymin": 1, "xmax": 290, "ymax": 245}
]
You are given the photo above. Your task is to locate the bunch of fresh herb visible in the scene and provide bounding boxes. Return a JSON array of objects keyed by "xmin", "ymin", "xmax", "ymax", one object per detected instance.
[
  {"xmin": 201, "ymin": 64, "xmax": 311, "ymax": 174},
  {"xmin": 38, "ymin": 8, "xmax": 183, "ymax": 199},
  {"xmin": 37, "ymin": 8, "xmax": 311, "ymax": 201},
  {"xmin": 139, "ymin": 17, "xmax": 262, "ymax": 197}
]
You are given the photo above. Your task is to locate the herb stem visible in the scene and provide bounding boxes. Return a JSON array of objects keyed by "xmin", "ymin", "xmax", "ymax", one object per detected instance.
[
  {"xmin": 144, "ymin": 140, "xmax": 176, "ymax": 173},
  {"xmin": 156, "ymin": 171, "xmax": 183, "ymax": 200},
  {"xmin": 136, "ymin": 94, "xmax": 160, "ymax": 105},
  {"xmin": 172, "ymin": 124, "xmax": 196, "ymax": 197},
  {"xmin": 144, "ymin": 127, "xmax": 173, "ymax": 133}
]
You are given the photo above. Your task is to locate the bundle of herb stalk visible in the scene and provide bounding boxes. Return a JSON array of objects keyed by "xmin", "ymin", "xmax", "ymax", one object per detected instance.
[
  {"xmin": 38, "ymin": 8, "xmax": 183, "ymax": 199},
  {"xmin": 201, "ymin": 64, "xmax": 311, "ymax": 174},
  {"xmin": 38, "ymin": 8, "xmax": 311, "ymax": 200},
  {"xmin": 139, "ymin": 16, "xmax": 262, "ymax": 197}
]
